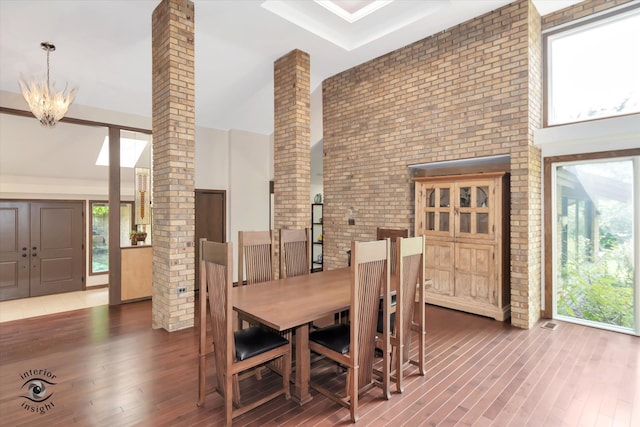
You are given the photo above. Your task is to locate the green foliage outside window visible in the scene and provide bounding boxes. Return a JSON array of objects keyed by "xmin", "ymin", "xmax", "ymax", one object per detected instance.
[
  {"xmin": 557, "ymin": 234, "xmax": 634, "ymax": 329},
  {"xmin": 92, "ymin": 205, "xmax": 108, "ymax": 216}
]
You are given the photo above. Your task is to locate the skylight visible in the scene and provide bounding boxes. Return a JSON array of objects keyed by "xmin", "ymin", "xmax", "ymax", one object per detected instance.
[
  {"xmin": 95, "ymin": 136, "xmax": 148, "ymax": 168},
  {"xmin": 314, "ymin": 0, "xmax": 393, "ymax": 23},
  {"xmin": 261, "ymin": 0, "xmax": 445, "ymax": 51}
]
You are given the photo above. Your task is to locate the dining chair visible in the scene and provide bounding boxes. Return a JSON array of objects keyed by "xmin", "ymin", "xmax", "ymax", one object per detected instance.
[
  {"xmin": 375, "ymin": 227, "xmax": 409, "ymax": 332},
  {"xmin": 237, "ymin": 229, "xmax": 275, "ymax": 332},
  {"xmin": 376, "ymin": 227, "xmax": 409, "ymax": 239},
  {"xmin": 308, "ymin": 239, "xmax": 391, "ymax": 422},
  {"xmin": 238, "ymin": 230, "xmax": 290, "ymax": 377},
  {"xmin": 197, "ymin": 239, "xmax": 291, "ymax": 426},
  {"xmin": 279, "ymin": 228, "xmax": 311, "ymax": 278},
  {"xmin": 279, "ymin": 227, "xmax": 338, "ymax": 330},
  {"xmin": 388, "ymin": 236, "xmax": 426, "ymax": 393},
  {"xmin": 376, "ymin": 227, "xmax": 409, "ymax": 275},
  {"xmin": 238, "ymin": 230, "xmax": 275, "ymax": 285}
]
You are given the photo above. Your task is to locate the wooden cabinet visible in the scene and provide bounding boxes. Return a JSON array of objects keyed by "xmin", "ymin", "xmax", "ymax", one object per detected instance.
[
  {"xmin": 121, "ymin": 245, "xmax": 152, "ymax": 301},
  {"xmin": 311, "ymin": 203, "xmax": 323, "ymax": 273},
  {"xmin": 414, "ymin": 172, "xmax": 510, "ymax": 321}
]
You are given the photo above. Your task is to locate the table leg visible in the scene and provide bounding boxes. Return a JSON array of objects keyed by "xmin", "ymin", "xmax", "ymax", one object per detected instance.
[{"xmin": 293, "ymin": 323, "xmax": 313, "ymax": 405}]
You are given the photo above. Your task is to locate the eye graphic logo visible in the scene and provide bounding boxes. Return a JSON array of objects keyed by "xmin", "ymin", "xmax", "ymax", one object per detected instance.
[
  {"xmin": 21, "ymin": 378, "xmax": 55, "ymax": 402},
  {"xmin": 19, "ymin": 369, "xmax": 57, "ymax": 415}
]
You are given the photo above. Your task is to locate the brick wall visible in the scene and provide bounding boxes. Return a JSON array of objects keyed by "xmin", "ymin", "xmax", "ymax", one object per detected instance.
[
  {"xmin": 525, "ymin": 0, "xmax": 543, "ymax": 327},
  {"xmin": 273, "ymin": 49, "xmax": 311, "ymax": 275},
  {"xmin": 151, "ymin": 0, "xmax": 195, "ymax": 331},
  {"xmin": 322, "ymin": 0, "xmax": 629, "ymax": 329},
  {"xmin": 323, "ymin": 0, "xmax": 538, "ymax": 328}
]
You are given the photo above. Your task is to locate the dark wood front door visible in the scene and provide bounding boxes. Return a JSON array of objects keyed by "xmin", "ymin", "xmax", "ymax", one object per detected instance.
[
  {"xmin": 0, "ymin": 200, "xmax": 84, "ymax": 301},
  {"xmin": 0, "ymin": 201, "xmax": 30, "ymax": 300},
  {"xmin": 195, "ymin": 190, "xmax": 226, "ymax": 290}
]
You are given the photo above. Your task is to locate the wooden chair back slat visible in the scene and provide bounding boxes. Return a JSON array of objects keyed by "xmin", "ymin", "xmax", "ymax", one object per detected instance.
[
  {"xmin": 204, "ymin": 243, "xmax": 233, "ymax": 395},
  {"xmin": 377, "ymin": 228, "xmax": 408, "ymax": 275},
  {"xmin": 238, "ymin": 230, "xmax": 275, "ymax": 285},
  {"xmin": 351, "ymin": 239, "xmax": 390, "ymax": 391},
  {"xmin": 393, "ymin": 235, "xmax": 426, "ymax": 392},
  {"xmin": 355, "ymin": 257, "xmax": 387, "ymax": 387},
  {"xmin": 279, "ymin": 228, "xmax": 310, "ymax": 278},
  {"xmin": 199, "ymin": 239, "xmax": 235, "ymax": 403},
  {"xmin": 399, "ymin": 252, "xmax": 421, "ymax": 361}
]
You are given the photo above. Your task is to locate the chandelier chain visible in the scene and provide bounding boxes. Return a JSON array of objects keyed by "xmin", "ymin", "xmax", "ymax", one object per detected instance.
[{"xmin": 46, "ymin": 47, "xmax": 50, "ymax": 89}]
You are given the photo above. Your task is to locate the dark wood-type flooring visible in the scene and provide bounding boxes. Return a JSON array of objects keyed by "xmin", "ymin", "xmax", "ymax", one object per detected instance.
[{"xmin": 1, "ymin": 298, "xmax": 638, "ymax": 426}]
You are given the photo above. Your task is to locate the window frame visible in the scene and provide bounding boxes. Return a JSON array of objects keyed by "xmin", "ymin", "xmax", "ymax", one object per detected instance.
[
  {"xmin": 543, "ymin": 148, "xmax": 640, "ymax": 334},
  {"xmin": 543, "ymin": 3, "xmax": 640, "ymax": 127}
]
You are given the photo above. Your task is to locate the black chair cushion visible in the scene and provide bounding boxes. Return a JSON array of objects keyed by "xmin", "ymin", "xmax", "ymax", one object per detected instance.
[
  {"xmin": 376, "ymin": 311, "xmax": 395, "ymax": 334},
  {"xmin": 309, "ymin": 323, "xmax": 350, "ymax": 354},
  {"xmin": 234, "ymin": 327, "xmax": 289, "ymax": 361}
]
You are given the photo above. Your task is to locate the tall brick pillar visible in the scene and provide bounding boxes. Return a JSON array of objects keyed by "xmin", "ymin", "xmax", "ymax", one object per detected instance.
[
  {"xmin": 273, "ymin": 49, "xmax": 311, "ymax": 274},
  {"xmin": 151, "ymin": 0, "xmax": 195, "ymax": 331}
]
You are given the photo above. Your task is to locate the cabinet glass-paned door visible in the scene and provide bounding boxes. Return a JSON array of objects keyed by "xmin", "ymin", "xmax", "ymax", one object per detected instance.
[
  {"xmin": 553, "ymin": 158, "xmax": 637, "ymax": 334},
  {"xmin": 456, "ymin": 182, "xmax": 493, "ymax": 238},
  {"xmin": 424, "ymin": 185, "xmax": 453, "ymax": 236},
  {"xmin": 476, "ymin": 186, "xmax": 489, "ymax": 234}
]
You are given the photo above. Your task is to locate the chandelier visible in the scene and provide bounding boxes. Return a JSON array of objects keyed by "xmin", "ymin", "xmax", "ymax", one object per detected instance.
[{"xmin": 18, "ymin": 41, "xmax": 77, "ymax": 127}]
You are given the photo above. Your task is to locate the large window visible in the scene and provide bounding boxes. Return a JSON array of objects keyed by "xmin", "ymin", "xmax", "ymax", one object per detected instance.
[
  {"xmin": 551, "ymin": 154, "xmax": 639, "ymax": 335},
  {"xmin": 545, "ymin": 4, "xmax": 640, "ymax": 126}
]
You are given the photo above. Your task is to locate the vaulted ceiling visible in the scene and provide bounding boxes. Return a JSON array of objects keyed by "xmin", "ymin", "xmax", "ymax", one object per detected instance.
[
  {"xmin": 0, "ymin": 0, "xmax": 580, "ymax": 133},
  {"xmin": 0, "ymin": 0, "xmax": 581, "ymax": 183}
]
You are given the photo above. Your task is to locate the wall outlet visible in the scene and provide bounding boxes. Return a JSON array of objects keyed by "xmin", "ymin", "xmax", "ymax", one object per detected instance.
[{"xmin": 177, "ymin": 287, "xmax": 187, "ymax": 293}]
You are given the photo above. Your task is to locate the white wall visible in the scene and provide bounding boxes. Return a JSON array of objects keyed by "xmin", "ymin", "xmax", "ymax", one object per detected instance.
[
  {"xmin": 195, "ymin": 126, "xmax": 274, "ymax": 283},
  {"xmin": 229, "ymin": 129, "xmax": 272, "ymax": 282},
  {"xmin": 535, "ymin": 114, "xmax": 640, "ymax": 157},
  {"xmin": 311, "ymin": 86, "xmax": 323, "ymax": 146},
  {"xmin": 195, "ymin": 126, "xmax": 229, "ymax": 190},
  {"xmin": 310, "ymin": 184, "xmax": 323, "ymax": 203},
  {"xmin": 1, "ymin": 175, "xmax": 110, "ymax": 200}
]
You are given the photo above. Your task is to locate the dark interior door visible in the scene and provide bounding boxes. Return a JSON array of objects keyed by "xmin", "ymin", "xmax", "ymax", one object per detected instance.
[
  {"xmin": 1, "ymin": 200, "xmax": 83, "ymax": 301},
  {"xmin": 195, "ymin": 190, "xmax": 226, "ymax": 290},
  {"xmin": 0, "ymin": 201, "xmax": 30, "ymax": 300},
  {"xmin": 29, "ymin": 201, "xmax": 84, "ymax": 297}
]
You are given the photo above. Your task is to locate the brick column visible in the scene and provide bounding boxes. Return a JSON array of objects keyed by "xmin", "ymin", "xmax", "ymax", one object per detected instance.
[
  {"xmin": 151, "ymin": 0, "xmax": 195, "ymax": 331},
  {"xmin": 273, "ymin": 49, "xmax": 311, "ymax": 275}
]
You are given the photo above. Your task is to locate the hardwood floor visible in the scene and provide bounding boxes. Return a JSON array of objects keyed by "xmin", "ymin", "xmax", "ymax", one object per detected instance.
[
  {"xmin": 0, "ymin": 299, "xmax": 638, "ymax": 426},
  {"xmin": 0, "ymin": 288, "xmax": 108, "ymax": 322}
]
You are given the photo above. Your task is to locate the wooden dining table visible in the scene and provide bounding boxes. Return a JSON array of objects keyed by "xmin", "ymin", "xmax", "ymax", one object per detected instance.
[{"xmin": 232, "ymin": 267, "xmax": 352, "ymax": 405}]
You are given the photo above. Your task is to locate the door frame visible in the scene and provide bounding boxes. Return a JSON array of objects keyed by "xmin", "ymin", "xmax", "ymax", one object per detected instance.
[{"xmin": 543, "ymin": 148, "xmax": 640, "ymax": 322}]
